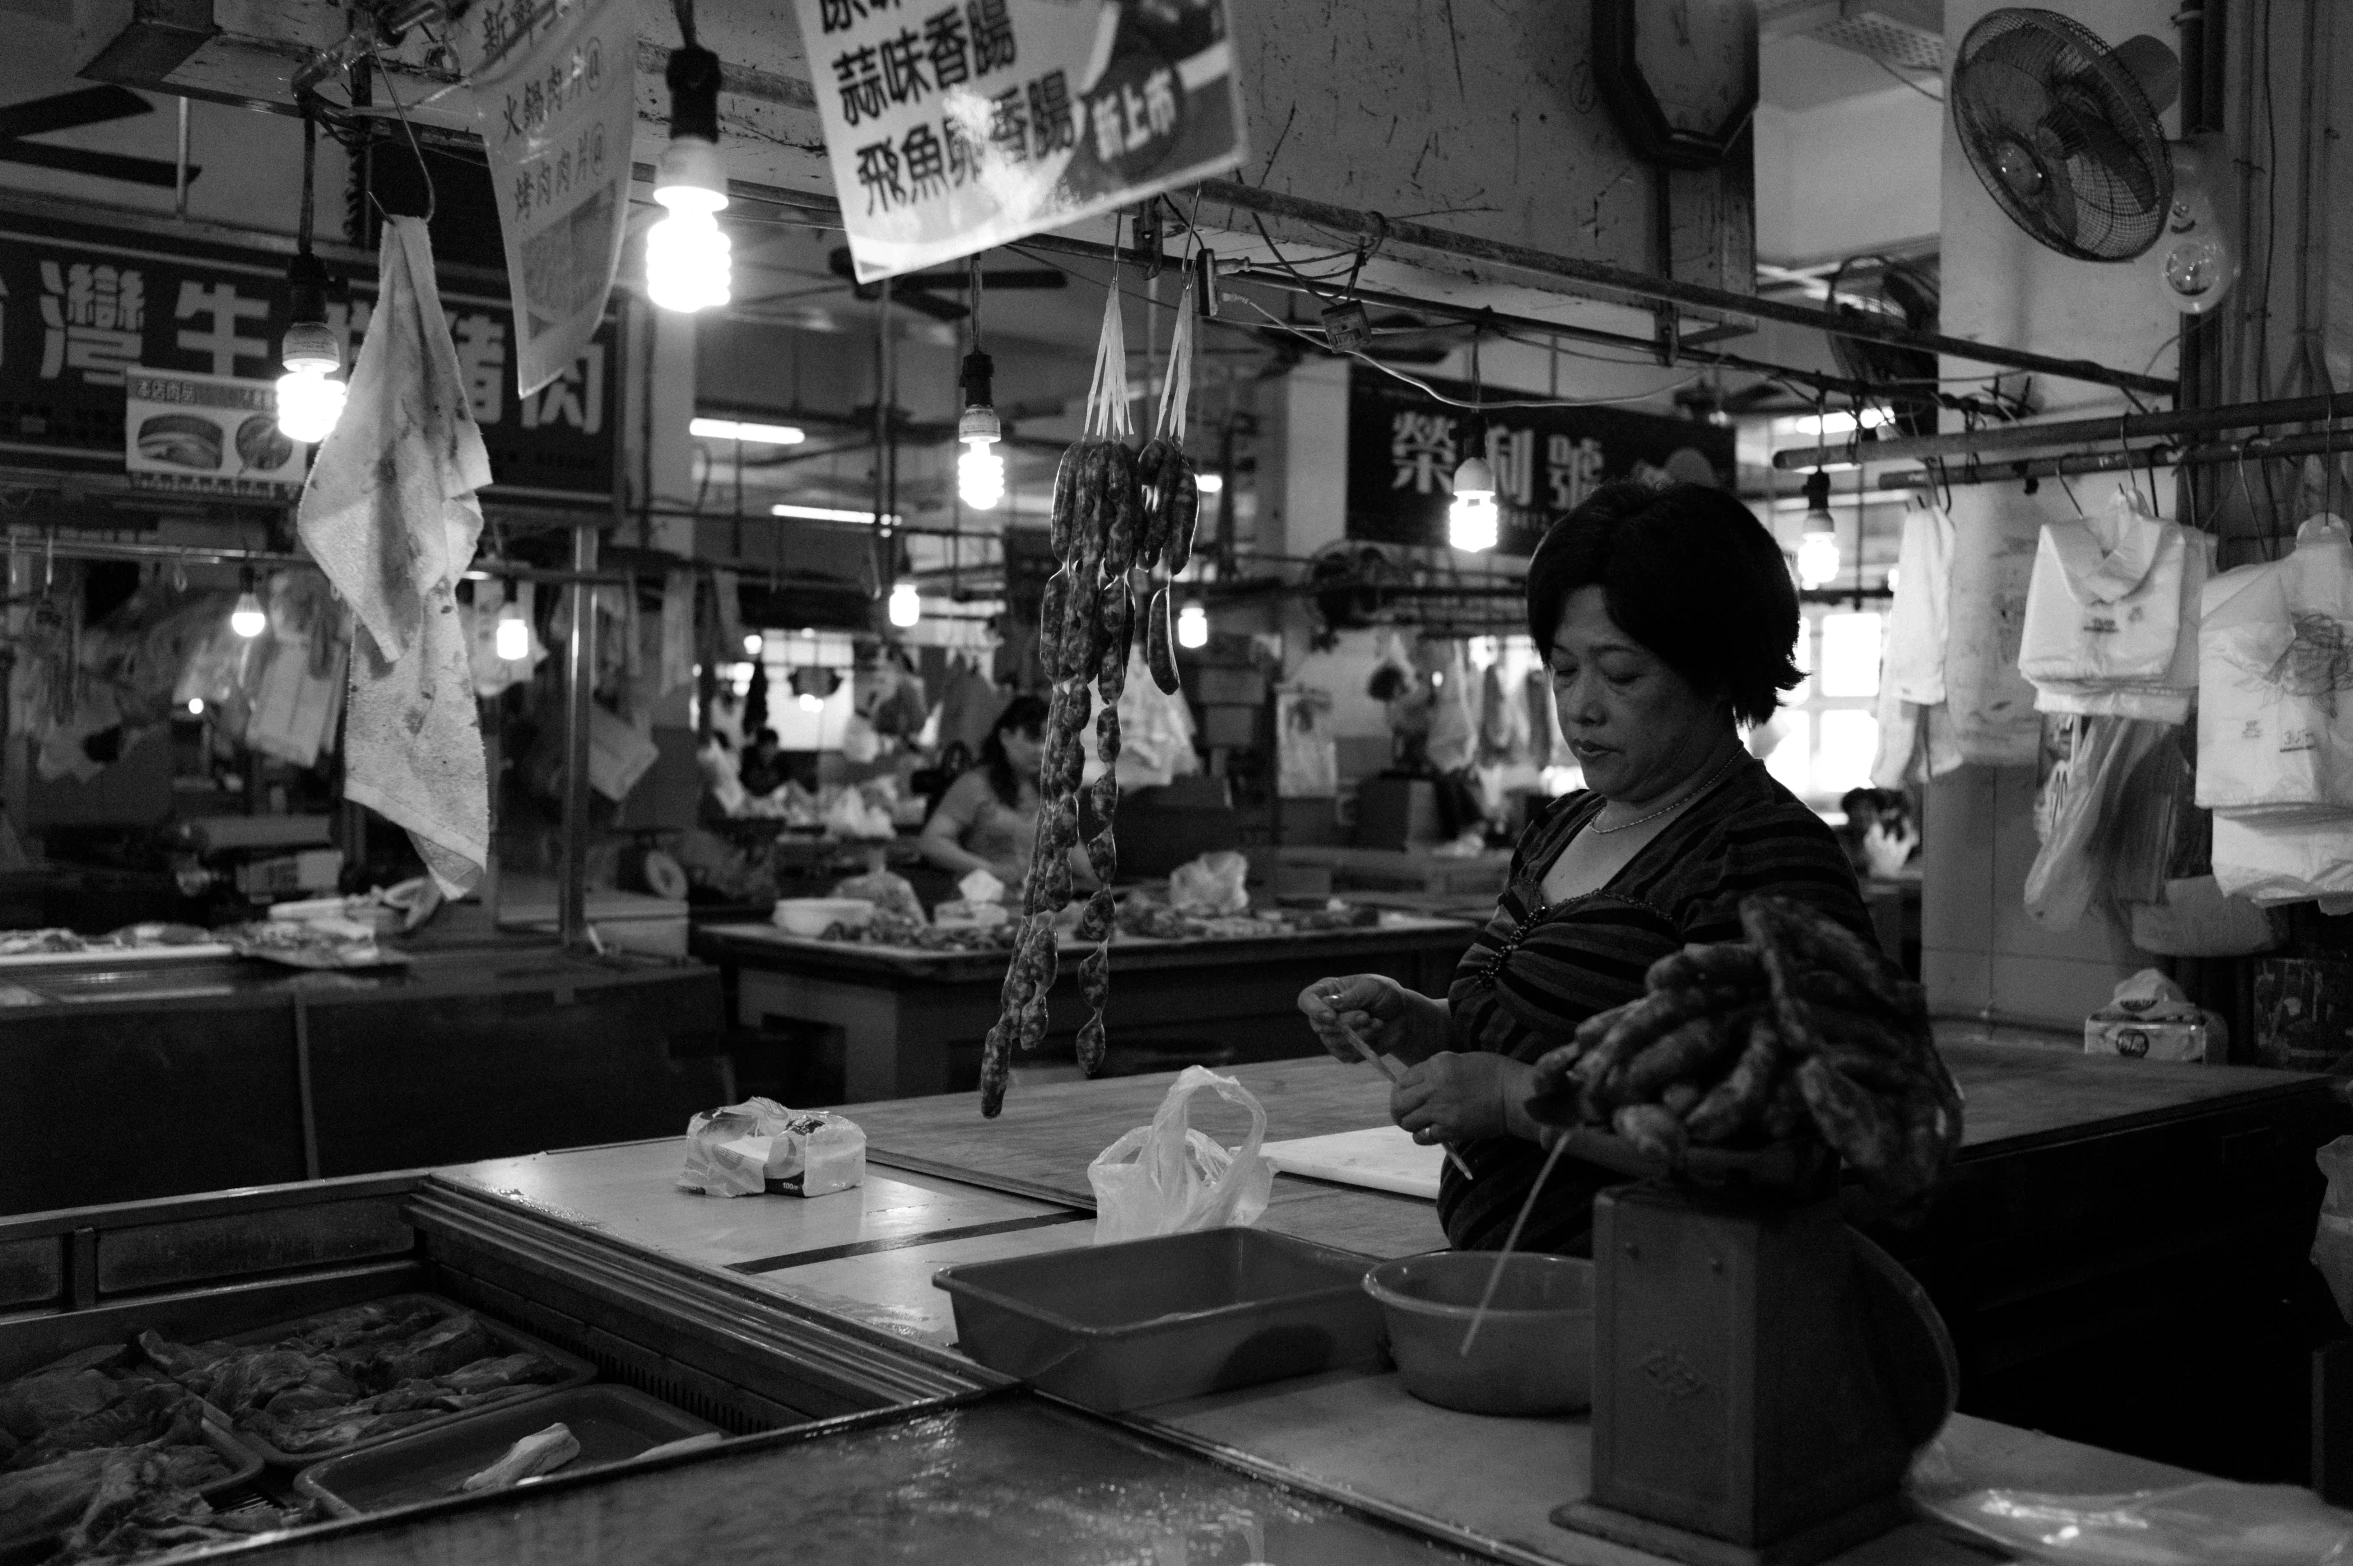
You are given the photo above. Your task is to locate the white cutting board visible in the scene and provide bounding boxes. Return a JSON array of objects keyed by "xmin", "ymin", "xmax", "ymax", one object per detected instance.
[{"xmin": 1260, "ymin": 1125, "xmax": 1443, "ymax": 1201}]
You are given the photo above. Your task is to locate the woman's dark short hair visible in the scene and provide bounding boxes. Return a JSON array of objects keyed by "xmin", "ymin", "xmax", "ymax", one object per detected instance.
[
  {"xmin": 980, "ymin": 693, "xmax": 1049, "ymax": 809},
  {"xmin": 1524, "ymin": 480, "xmax": 1801, "ymax": 727}
]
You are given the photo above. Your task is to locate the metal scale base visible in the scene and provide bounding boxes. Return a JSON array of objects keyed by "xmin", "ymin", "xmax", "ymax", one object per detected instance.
[{"xmin": 1546, "ymin": 1180, "xmax": 1955, "ymax": 1566}]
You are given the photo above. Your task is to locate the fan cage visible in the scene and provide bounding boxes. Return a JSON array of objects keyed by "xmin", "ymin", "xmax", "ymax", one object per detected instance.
[{"xmin": 1952, "ymin": 8, "xmax": 2173, "ymax": 263}]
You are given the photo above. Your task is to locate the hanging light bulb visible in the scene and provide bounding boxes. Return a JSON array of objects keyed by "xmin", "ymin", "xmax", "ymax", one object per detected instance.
[
  {"xmin": 1796, "ymin": 469, "xmax": 1841, "ymax": 589},
  {"xmin": 275, "ymin": 254, "xmax": 346, "ymax": 445},
  {"xmin": 888, "ymin": 579, "xmax": 922, "ymax": 628},
  {"xmin": 1176, "ymin": 600, "xmax": 1209, "ymax": 649},
  {"xmin": 647, "ymin": 45, "xmax": 730, "ymax": 312},
  {"xmin": 275, "ymin": 108, "xmax": 346, "ymax": 445},
  {"xmin": 1448, "ymin": 453, "xmax": 1498, "ymax": 553},
  {"xmin": 495, "ymin": 584, "xmax": 530, "ymax": 661},
  {"xmin": 798, "ymin": 690, "xmax": 825, "ymax": 713},
  {"xmin": 743, "ymin": 632, "xmax": 763, "ymax": 656},
  {"xmin": 231, "ymin": 572, "xmax": 267, "ymax": 639},
  {"xmin": 955, "ymin": 350, "xmax": 1004, "ymax": 509}
]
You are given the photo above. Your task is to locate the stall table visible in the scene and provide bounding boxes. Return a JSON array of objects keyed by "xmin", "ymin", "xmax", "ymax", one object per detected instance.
[
  {"xmin": 694, "ymin": 915, "xmax": 1476, "ymax": 1101},
  {"xmin": 0, "ymin": 939, "xmax": 728, "ymax": 1216}
]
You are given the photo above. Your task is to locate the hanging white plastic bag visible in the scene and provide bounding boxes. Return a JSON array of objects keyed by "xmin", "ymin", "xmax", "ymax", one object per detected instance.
[
  {"xmin": 680, "ymin": 1096, "xmax": 866, "ymax": 1198},
  {"xmin": 1088, "ymin": 1066, "xmax": 1275, "ymax": 1244}
]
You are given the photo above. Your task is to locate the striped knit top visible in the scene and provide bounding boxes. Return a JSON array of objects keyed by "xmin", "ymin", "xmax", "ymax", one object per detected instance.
[{"xmin": 1434, "ymin": 755, "xmax": 1873, "ymax": 1255}]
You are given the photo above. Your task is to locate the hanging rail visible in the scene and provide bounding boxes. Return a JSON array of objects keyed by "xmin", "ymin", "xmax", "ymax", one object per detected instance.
[
  {"xmin": 0, "ymin": 534, "xmax": 639, "ymax": 586},
  {"xmin": 1191, "ymin": 181, "xmax": 2175, "ymax": 399},
  {"xmin": 1879, "ymin": 429, "xmax": 2353, "ymax": 490},
  {"xmin": 1770, "ymin": 391, "xmax": 2353, "ymax": 471}
]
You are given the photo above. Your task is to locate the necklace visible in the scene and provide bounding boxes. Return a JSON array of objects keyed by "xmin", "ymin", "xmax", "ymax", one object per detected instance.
[{"xmin": 1587, "ymin": 751, "xmax": 1744, "ymax": 835}]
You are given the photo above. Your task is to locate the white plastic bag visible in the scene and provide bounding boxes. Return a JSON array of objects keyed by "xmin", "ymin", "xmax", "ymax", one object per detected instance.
[
  {"xmin": 1169, "ymin": 851, "xmax": 1250, "ymax": 916},
  {"xmin": 1088, "ymin": 1066, "xmax": 1275, "ymax": 1244},
  {"xmin": 680, "ymin": 1097, "xmax": 866, "ymax": 1198},
  {"xmin": 1916, "ymin": 1478, "xmax": 2353, "ymax": 1564},
  {"xmin": 2314, "ymin": 1138, "xmax": 2353, "ymax": 1328}
]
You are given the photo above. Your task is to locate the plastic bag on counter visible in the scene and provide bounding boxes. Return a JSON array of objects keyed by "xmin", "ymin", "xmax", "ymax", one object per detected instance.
[
  {"xmin": 1912, "ymin": 1474, "xmax": 2353, "ymax": 1564},
  {"xmin": 1089, "ymin": 1066, "xmax": 1274, "ymax": 1245},
  {"xmin": 831, "ymin": 867, "xmax": 925, "ymax": 925},
  {"xmin": 680, "ymin": 1097, "xmax": 866, "ymax": 1198},
  {"xmin": 2313, "ymin": 1138, "xmax": 2353, "ymax": 1328},
  {"xmin": 1168, "ymin": 850, "xmax": 1250, "ymax": 917}
]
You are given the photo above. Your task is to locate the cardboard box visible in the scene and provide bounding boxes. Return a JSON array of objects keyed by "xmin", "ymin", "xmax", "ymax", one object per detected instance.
[{"xmin": 2084, "ymin": 1016, "xmax": 2210, "ymax": 1063}]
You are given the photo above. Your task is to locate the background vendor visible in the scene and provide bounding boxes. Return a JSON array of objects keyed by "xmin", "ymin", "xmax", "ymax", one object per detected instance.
[
  {"xmin": 1298, "ymin": 482, "xmax": 1877, "ymax": 1256},
  {"xmin": 919, "ymin": 696, "xmax": 1097, "ymax": 896}
]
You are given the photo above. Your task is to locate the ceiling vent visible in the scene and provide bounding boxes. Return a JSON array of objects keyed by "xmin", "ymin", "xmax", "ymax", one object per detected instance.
[{"xmin": 1760, "ymin": 0, "xmax": 1945, "ymax": 74}]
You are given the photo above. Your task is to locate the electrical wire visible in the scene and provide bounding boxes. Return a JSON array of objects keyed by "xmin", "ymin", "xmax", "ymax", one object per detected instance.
[
  {"xmin": 1234, "ymin": 294, "xmax": 1703, "ymax": 409},
  {"xmin": 1868, "ymin": 54, "xmax": 1944, "ymax": 102}
]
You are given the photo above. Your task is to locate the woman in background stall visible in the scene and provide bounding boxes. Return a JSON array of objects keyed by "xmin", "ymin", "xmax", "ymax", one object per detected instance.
[{"xmin": 919, "ymin": 696, "xmax": 1097, "ymax": 896}]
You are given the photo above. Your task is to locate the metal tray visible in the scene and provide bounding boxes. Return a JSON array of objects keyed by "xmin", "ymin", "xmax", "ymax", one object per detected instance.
[
  {"xmin": 932, "ymin": 1227, "xmax": 1385, "ymax": 1413},
  {"xmin": 156, "ymin": 1292, "xmax": 595, "ymax": 1467},
  {"xmin": 292, "ymin": 1385, "xmax": 722, "ymax": 1518}
]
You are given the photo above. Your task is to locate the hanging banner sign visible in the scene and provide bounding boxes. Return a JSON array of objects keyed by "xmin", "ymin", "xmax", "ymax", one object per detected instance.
[
  {"xmin": 794, "ymin": 0, "xmax": 1249, "ymax": 281},
  {"xmin": 464, "ymin": 0, "xmax": 636, "ymax": 396},
  {"xmin": 123, "ymin": 368, "xmax": 305, "ymax": 500},
  {"xmin": 1346, "ymin": 372, "xmax": 1736, "ymax": 557},
  {"xmin": 0, "ymin": 211, "xmax": 618, "ymax": 502}
]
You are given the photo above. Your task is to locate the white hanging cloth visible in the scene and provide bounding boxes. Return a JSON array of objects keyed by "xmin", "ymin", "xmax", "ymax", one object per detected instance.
[{"xmin": 297, "ymin": 216, "xmax": 492, "ymax": 896}]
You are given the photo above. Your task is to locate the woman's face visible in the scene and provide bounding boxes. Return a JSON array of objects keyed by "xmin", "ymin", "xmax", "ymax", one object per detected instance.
[
  {"xmin": 1550, "ymin": 585, "xmax": 1732, "ymax": 806},
  {"xmin": 999, "ymin": 726, "xmax": 1045, "ymax": 782}
]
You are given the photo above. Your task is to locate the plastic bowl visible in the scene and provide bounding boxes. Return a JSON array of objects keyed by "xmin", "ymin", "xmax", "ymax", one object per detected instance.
[
  {"xmin": 772, "ymin": 897, "xmax": 875, "ymax": 936},
  {"xmin": 1362, "ymin": 1251, "xmax": 1594, "ymax": 1417}
]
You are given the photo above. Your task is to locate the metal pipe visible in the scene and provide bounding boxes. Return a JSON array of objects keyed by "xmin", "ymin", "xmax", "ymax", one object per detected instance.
[
  {"xmin": 1879, "ymin": 428, "xmax": 2353, "ymax": 489},
  {"xmin": 557, "ymin": 523, "xmax": 598, "ymax": 949},
  {"xmin": 1217, "ymin": 264, "xmax": 1886, "ymax": 402},
  {"xmin": 1773, "ymin": 390, "xmax": 2353, "ymax": 471},
  {"xmin": 174, "ymin": 98, "xmax": 190, "ymax": 219},
  {"xmin": 1191, "ymin": 179, "xmax": 2177, "ymax": 398}
]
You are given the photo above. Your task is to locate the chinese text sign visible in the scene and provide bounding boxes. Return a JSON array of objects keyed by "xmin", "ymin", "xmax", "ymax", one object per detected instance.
[{"xmin": 796, "ymin": 0, "xmax": 1248, "ymax": 280}]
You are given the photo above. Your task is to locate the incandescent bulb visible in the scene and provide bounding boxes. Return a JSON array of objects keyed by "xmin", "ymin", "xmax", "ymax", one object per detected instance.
[
  {"xmin": 798, "ymin": 691, "xmax": 824, "ymax": 713},
  {"xmin": 1796, "ymin": 529, "xmax": 1841, "ymax": 590},
  {"xmin": 1448, "ymin": 454, "xmax": 1498, "ymax": 552},
  {"xmin": 644, "ymin": 179, "xmax": 724, "ymax": 310},
  {"xmin": 495, "ymin": 604, "xmax": 530, "ymax": 661},
  {"xmin": 186, "ymin": 697, "xmax": 205, "ymax": 716},
  {"xmin": 743, "ymin": 633, "xmax": 763, "ymax": 656},
  {"xmin": 957, "ymin": 438, "xmax": 1004, "ymax": 510},
  {"xmin": 274, "ymin": 364, "xmax": 346, "ymax": 444},
  {"xmin": 1795, "ymin": 469, "xmax": 1839, "ymax": 589},
  {"xmin": 1176, "ymin": 601, "xmax": 1209, "ymax": 649},
  {"xmin": 230, "ymin": 591, "xmax": 267, "ymax": 639},
  {"xmin": 888, "ymin": 580, "xmax": 921, "ymax": 628}
]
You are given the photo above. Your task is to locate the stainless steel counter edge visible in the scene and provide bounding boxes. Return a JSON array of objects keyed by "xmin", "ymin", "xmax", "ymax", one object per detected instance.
[{"xmin": 407, "ymin": 1179, "xmax": 1006, "ymax": 1405}]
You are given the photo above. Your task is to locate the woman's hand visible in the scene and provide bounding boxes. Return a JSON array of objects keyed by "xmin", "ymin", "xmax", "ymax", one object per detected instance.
[
  {"xmin": 1391, "ymin": 1052, "xmax": 1539, "ymax": 1146},
  {"xmin": 1296, "ymin": 974, "xmax": 1448, "ymax": 1066}
]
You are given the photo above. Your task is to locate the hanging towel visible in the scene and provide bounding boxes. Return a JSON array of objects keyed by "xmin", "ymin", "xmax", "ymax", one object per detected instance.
[
  {"xmin": 297, "ymin": 215, "xmax": 493, "ymax": 896},
  {"xmin": 1883, "ymin": 499, "xmax": 1955, "ymax": 706}
]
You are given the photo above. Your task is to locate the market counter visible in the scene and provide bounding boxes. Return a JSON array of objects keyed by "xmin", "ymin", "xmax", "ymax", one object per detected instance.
[
  {"xmin": 0, "ymin": 1052, "xmax": 2308, "ymax": 1566},
  {"xmin": 0, "ymin": 941, "xmax": 729, "ymax": 1216},
  {"xmin": 693, "ymin": 914, "xmax": 1477, "ymax": 1100}
]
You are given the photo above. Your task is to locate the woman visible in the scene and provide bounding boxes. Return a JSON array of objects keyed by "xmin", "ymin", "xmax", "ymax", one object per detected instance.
[
  {"xmin": 919, "ymin": 696, "xmax": 1098, "ymax": 893},
  {"xmin": 1299, "ymin": 482, "xmax": 1874, "ymax": 1256}
]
